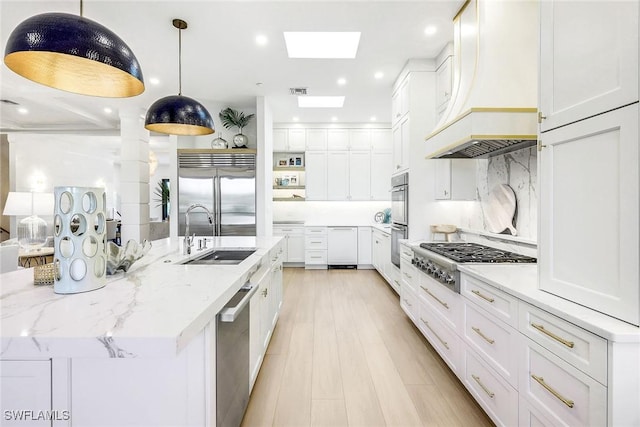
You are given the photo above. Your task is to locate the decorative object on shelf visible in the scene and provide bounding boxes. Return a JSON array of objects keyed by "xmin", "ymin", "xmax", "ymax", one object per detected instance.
[
  {"xmin": 383, "ymin": 208, "xmax": 392, "ymax": 224},
  {"xmin": 53, "ymin": 186, "xmax": 107, "ymax": 294},
  {"xmin": 153, "ymin": 179, "xmax": 170, "ymax": 221},
  {"xmin": 294, "ymin": 156, "xmax": 304, "ymax": 166},
  {"xmin": 278, "ymin": 159, "xmax": 288, "ymax": 167},
  {"xmin": 3, "ymin": 192, "xmax": 54, "ymax": 251},
  {"xmin": 219, "ymin": 107, "xmax": 255, "ymax": 148},
  {"xmin": 106, "ymin": 239, "xmax": 152, "ymax": 275},
  {"xmin": 485, "ymin": 184, "xmax": 517, "ymax": 235},
  {"xmin": 3, "ymin": 0, "xmax": 144, "ymax": 97},
  {"xmin": 211, "ymin": 131, "xmax": 228, "ymax": 149},
  {"xmin": 374, "ymin": 211, "xmax": 385, "ymax": 223},
  {"xmin": 145, "ymin": 19, "xmax": 214, "ymax": 136},
  {"xmin": 430, "ymin": 224, "xmax": 458, "ymax": 241},
  {"xmin": 34, "ymin": 263, "xmax": 58, "ymax": 286}
]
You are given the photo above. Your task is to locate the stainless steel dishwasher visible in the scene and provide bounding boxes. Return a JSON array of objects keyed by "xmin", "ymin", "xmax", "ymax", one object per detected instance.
[{"xmin": 217, "ymin": 280, "xmax": 258, "ymax": 427}]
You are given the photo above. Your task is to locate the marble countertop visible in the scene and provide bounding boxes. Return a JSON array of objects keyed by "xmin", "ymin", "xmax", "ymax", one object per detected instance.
[
  {"xmin": 458, "ymin": 264, "xmax": 640, "ymax": 342},
  {"xmin": 0, "ymin": 236, "xmax": 283, "ymax": 359},
  {"xmin": 273, "ymin": 221, "xmax": 392, "ymax": 233}
]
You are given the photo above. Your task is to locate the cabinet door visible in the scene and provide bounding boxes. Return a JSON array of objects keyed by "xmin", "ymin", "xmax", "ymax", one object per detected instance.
[
  {"xmin": 270, "ymin": 263, "xmax": 283, "ymax": 325},
  {"xmin": 400, "ymin": 78, "xmax": 410, "ymax": 117},
  {"xmin": 305, "ymin": 151, "xmax": 328, "ymax": 200},
  {"xmin": 539, "ymin": 104, "xmax": 639, "ymax": 325},
  {"xmin": 288, "ymin": 129, "xmax": 306, "ymax": 151},
  {"xmin": 372, "ymin": 230, "xmax": 384, "ymax": 273},
  {"xmin": 0, "ymin": 360, "xmax": 52, "ymax": 427},
  {"xmin": 400, "ymin": 116, "xmax": 410, "ymax": 172},
  {"xmin": 349, "ymin": 129, "xmax": 371, "ymax": 150},
  {"xmin": 371, "ymin": 129, "xmax": 392, "ymax": 153},
  {"xmin": 260, "ymin": 274, "xmax": 273, "ymax": 350},
  {"xmin": 273, "ymin": 129, "xmax": 288, "ymax": 152},
  {"xmin": 287, "ymin": 234, "xmax": 305, "ymax": 263},
  {"xmin": 272, "ymin": 227, "xmax": 289, "ymax": 260},
  {"xmin": 249, "ymin": 286, "xmax": 263, "ymax": 389},
  {"xmin": 306, "ymin": 129, "xmax": 328, "ymax": 150},
  {"xmin": 392, "ymin": 89, "xmax": 402, "ymax": 124},
  {"xmin": 370, "ymin": 152, "xmax": 392, "ymax": 201},
  {"xmin": 327, "ymin": 129, "xmax": 349, "ymax": 150},
  {"xmin": 357, "ymin": 226, "xmax": 372, "ymax": 265},
  {"xmin": 392, "ymin": 124, "xmax": 402, "ymax": 172},
  {"xmin": 327, "ymin": 151, "xmax": 349, "ymax": 200},
  {"xmin": 349, "ymin": 151, "xmax": 371, "ymax": 200},
  {"xmin": 434, "ymin": 159, "xmax": 452, "ymax": 200},
  {"xmin": 539, "ymin": 0, "xmax": 638, "ymax": 132},
  {"xmin": 436, "ymin": 55, "xmax": 452, "ymax": 109}
]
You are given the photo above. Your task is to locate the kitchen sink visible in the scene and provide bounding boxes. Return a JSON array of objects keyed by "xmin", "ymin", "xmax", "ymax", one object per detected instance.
[{"xmin": 182, "ymin": 249, "xmax": 256, "ymax": 265}]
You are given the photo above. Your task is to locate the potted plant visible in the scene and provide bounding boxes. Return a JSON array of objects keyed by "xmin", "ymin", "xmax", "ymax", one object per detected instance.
[
  {"xmin": 153, "ymin": 179, "xmax": 170, "ymax": 221},
  {"xmin": 218, "ymin": 107, "xmax": 255, "ymax": 148}
]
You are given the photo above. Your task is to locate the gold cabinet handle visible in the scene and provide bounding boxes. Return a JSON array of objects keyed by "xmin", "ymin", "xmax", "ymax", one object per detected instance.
[
  {"xmin": 404, "ymin": 272, "xmax": 413, "ymax": 279},
  {"xmin": 472, "ymin": 326, "xmax": 495, "ymax": 344},
  {"xmin": 420, "ymin": 318, "xmax": 449, "ymax": 350},
  {"xmin": 394, "ymin": 280, "xmax": 401, "ymax": 286},
  {"xmin": 531, "ymin": 375, "xmax": 574, "ymax": 408},
  {"xmin": 471, "ymin": 289, "xmax": 495, "ymax": 303},
  {"xmin": 531, "ymin": 323, "xmax": 575, "ymax": 348},
  {"xmin": 472, "ymin": 375, "xmax": 495, "ymax": 398},
  {"xmin": 538, "ymin": 111, "xmax": 547, "ymax": 123},
  {"xmin": 403, "ymin": 298, "xmax": 412, "ymax": 307},
  {"xmin": 537, "ymin": 140, "xmax": 547, "ymax": 151},
  {"xmin": 420, "ymin": 285, "xmax": 449, "ymax": 309}
]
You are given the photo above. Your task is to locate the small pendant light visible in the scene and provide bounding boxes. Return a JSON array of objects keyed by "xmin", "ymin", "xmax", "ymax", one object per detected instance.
[
  {"xmin": 3, "ymin": 0, "xmax": 144, "ymax": 98},
  {"xmin": 144, "ymin": 19, "xmax": 214, "ymax": 136}
]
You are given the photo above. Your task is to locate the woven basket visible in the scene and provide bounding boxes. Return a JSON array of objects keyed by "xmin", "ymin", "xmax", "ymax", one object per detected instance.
[{"xmin": 34, "ymin": 263, "xmax": 58, "ymax": 286}]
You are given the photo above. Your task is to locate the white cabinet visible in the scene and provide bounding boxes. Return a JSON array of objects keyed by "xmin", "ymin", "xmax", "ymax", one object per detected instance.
[
  {"xmin": 370, "ymin": 129, "xmax": 392, "ymax": 153},
  {"xmin": 370, "ymin": 152, "xmax": 391, "ymax": 201},
  {"xmin": 539, "ymin": 0, "xmax": 638, "ymax": 132},
  {"xmin": 391, "ymin": 89, "xmax": 402, "ymax": 125},
  {"xmin": 372, "ymin": 228, "xmax": 396, "ymax": 292},
  {"xmin": 392, "ymin": 116, "xmax": 410, "ymax": 173},
  {"xmin": 400, "ymin": 245, "xmax": 418, "ymax": 322},
  {"xmin": 273, "ymin": 129, "xmax": 288, "ymax": 151},
  {"xmin": 348, "ymin": 151, "xmax": 371, "ymax": 200},
  {"xmin": 436, "ymin": 55, "xmax": 453, "ymax": 111},
  {"xmin": 348, "ymin": 129, "xmax": 371, "ymax": 150},
  {"xmin": 305, "ymin": 151, "xmax": 328, "ymax": 200},
  {"xmin": 306, "ymin": 129, "xmax": 328, "ymax": 150},
  {"xmin": 327, "ymin": 129, "xmax": 349, "ymax": 150},
  {"xmin": 327, "ymin": 227, "xmax": 358, "ymax": 265},
  {"xmin": 357, "ymin": 226, "xmax": 372, "ymax": 266},
  {"xmin": 326, "ymin": 151, "xmax": 349, "ymax": 200},
  {"xmin": 305, "ymin": 227, "xmax": 328, "ymax": 268},
  {"xmin": 327, "ymin": 151, "xmax": 375, "ymax": 201},
  {"xmin": 273, "ymin": 225, "xmax": 305, "ymax": 264},
  {"xmin": 434, "ymin": 159, "xmax": 476, "ymax": 201},
  {"xmin": 250, "ymin": 262, "xmax": 273, "ymax": 388},
  {"xmin": 273, "ymin": 129, "xmax": 306, "ymax": 151},
  {"xmin": 0, "ymin": 360, "xmax": 52, "ymax": 427},
  {"xmin": 538, "ymin": 104, "xmax": 639, "ymax": 325}
]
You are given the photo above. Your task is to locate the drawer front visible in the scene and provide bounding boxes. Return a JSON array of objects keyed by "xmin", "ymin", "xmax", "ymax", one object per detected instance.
[
  {"xmin": 464, "ymin": 348, "xmax": 519, "ymax": 427},
  {"xmin": 520, "ymin": 338, "xmax": 607, "ymax": 427},
  {"xmin": 418, "ymin": 274, "xmax": 463, "ymax": 332},
  {"xmin": 519, "ymin": 301, "xmax": 607, "ymax": 385},
  {"xmin": 400, "ymin": 283, "xmax": 418, "ymax": 322},
  {"xmin": 305, "ymin": 250, "xmax": 327, "ymax": 265},
  {"xmin": 399, "ymin": 245, "xmax": 414, "ymax": 262},
  {"xmin": 270, "ymin": 242, "xmax": 284, "ymax": 263},
  {"xmin": 400, "ymin": 258, "xmax": 418, "ymax": 292},
  {"xmin": 464, "ymin": 302, "xmax": 519, "ymax": 388},
  {"xmin": 461, "ymin": 273, "xmax": 518, "ymax": 328},
  {"xmin": 305, "ymin": 235, "xmax": 327, "ymax": 250},
  {"xmin": 417, "ymin": 301, "xmax": 462, "ymax": 376},
  {"xmin": 519, "ymin": 395, "xmax": 557, "ymax": 427},
  {"xmin": 305, "ymin": 226, "xmax": 327, "ymax": 235},
  {"xmin": 273, "ymin": 226, "xmax": 304, "ymax": 236}
]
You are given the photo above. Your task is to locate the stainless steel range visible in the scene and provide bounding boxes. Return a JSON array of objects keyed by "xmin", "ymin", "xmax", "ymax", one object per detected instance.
[{"xmin": 411, "ymin": 242, "xmax": 536, "ymax": 293}]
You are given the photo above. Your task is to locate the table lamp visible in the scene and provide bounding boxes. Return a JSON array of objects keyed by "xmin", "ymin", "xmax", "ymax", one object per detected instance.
[{"xmin": 3, "ymin": 192, "xmax": 54, "ymax": 251}]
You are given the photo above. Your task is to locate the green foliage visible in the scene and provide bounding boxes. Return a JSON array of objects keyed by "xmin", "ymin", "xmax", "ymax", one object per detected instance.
[
  {"xmin": 153, "ymin": 180, "xmax": 170, "ymax": 207},
  {"xmin": 218, "ymin": 107, "xmax": 255, "ymax": 133}
]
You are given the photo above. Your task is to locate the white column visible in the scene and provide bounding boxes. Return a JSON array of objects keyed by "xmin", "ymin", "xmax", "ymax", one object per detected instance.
[
  {"xmin": 169, "ymin": 135, "xmax": 179, "ymax": 239},
  {"xmin": 256, "ymin": 96, "xmax": 273, "ymax": 236},
  {"xmin": 119, "ymin": 107, "xmax": 150, "ymax": 243}
]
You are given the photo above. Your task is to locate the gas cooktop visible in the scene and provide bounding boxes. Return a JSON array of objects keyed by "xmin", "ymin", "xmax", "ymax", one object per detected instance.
[{"xmin": 419, "ymin": 242, "xmax": 537, "ymax": 264}]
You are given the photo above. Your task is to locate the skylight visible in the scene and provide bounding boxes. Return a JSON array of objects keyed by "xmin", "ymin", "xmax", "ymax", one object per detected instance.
[
  {"xmin": 284, "ymin": 32, "xmax": 361, "ymax": 59},
  {"xmin": 298, "ymin": 96, "xmax": 345, "ymax": 108}
]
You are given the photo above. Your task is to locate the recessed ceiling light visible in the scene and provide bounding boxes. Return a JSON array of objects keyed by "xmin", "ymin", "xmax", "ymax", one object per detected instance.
[
  {"xmin": 331, "ymin": 116, "xmax": 338, "ymax": 122},
  {"xmin": 337, "ymin": 77, "xmax": 347, "ymax": 86},
  {"xmin": 424, "ymin": 26, "xmax": 437, "ymax": 36},
  {"xmin": 298, "ymin": 96, "xmax": 345, "ymax": 108},
  {"xmin": 374, "ymin": 71, "xmax": 384, "ymax": 79},
  {"xmin": 256, "ymin": 34, "xmax": 268, "ymax": 46},
  {"xmin": 103, "ymin": 107, "xmax": 113, "ymax": 114},
  {"xmin": 149, "ymin": 77, "xmax": 160, "ymax": 85},
  {"xmin": 370, "ymin": 116, "xmax": 377, "ymax": 121},
  {"xmin": 284, "ymin": 32, "xmax": 361, "ymax": 59},
  {"xmin": 292, "ymin": 116, "xmax": 299, "ymax": 122},
  {"xmin": 17, "ymin": 107, "xmax": 28, "ymax": 114}
]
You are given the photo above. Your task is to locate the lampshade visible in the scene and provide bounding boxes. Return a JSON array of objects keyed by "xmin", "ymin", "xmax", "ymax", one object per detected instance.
[
  {"xmin": 144, "ymin": 19, "xmax": 214, "ymax": 136},
  {"xmin": 4, "ymin": 12, "xmax": 144, "ymax": 98},
  {"xmin": 3, "ymin": 192, "xmax": 54, "ymax": 216}
]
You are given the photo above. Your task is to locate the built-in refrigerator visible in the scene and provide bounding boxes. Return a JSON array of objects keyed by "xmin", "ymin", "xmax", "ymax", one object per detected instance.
[{"xmin": 178, "ymin": 150, "xmax": 256, "ymax": 237}]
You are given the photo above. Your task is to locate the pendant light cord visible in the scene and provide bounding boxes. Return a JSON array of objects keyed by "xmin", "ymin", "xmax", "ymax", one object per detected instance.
[
  {"xmin": 80, "ymin": 0, "xmax": 83, "ymax": 17},
  {"xmin": 178, "ymin": 27, "xmax": 182, "ymax": 96}
]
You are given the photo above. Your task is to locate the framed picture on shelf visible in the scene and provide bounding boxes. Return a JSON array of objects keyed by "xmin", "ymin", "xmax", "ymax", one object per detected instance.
[
  {"xmin": 278, "ymin": 159, "xmax": 288, "ymax": 167},
  {"xmin": 294, "ymin": 156, "xmax": 303, "ymax": 166},
  {"xmin": 290, "ymin": 174, "xmax": 298, "ymax": 185}
]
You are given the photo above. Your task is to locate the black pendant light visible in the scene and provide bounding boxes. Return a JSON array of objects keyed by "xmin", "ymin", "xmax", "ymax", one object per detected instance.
[
  {"xmin": 3, "ymin": 1, "xmax": 144, "ymax": 98},
  {"xmin": 144, "ymin": 19, "xmax": 214, "ymax": 136}
]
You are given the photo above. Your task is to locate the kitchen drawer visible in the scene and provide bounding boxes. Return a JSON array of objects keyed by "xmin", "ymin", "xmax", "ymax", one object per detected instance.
[
  {"xmin": 400, "ymin": 282, "xmax": 418, "ymax": 322},
  {"xmin": 269, "ymin": 241, "xmax": 284, "ymax": 264},
  {"xmin": 519, "ymin": 395, "xmax": 557, "ymax": 427},
  {"xmin": 273, "ymin": 226, "xmax": 304, "ymax": 236},
  {"xmin": 305, "ymin": 250, "xmax": 327, "ymax": 265},
  {"xmin": 399, "ymin": 244, "xmax": 413, "ymax": 262},
  {"xmin": 464, "ymin": 301, "xmax": 519, "ymax": 388},
  {"xmin": 461, "ymin": 273, "xmax": 518, "ymax": 328},
  {"xmin": 305, "ymin": 235, "xmax": 327, "ymax": 250},
  {"xmin": 519, "ymin": 338, "xmax": 607, "ymax": 427},
  {"xmin": 519, "ymin": 301, "xmax": 607, "ymax": 386},
  {"xmin": 305, "ymin": 226, "xmax": 327, "ymax": 235},
  {"xmin": 400, "ymin": 257, "xmax": 418, "ymax": 292},
  {"xmin": 418, "ymin": 274, "xmax": 463, "ymax": 333},
  {"xmin": 464, "ymin": 348, "xmax": 519, "ymax": 427},
  {"xmin": 417, "ymin": 300, "xmax": 463, "ymax": 376}
]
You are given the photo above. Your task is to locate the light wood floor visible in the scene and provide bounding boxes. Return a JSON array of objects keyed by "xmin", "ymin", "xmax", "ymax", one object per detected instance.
[{"xmin": 242, "ymin": 268, "xmax": 494, "ymax": 427}]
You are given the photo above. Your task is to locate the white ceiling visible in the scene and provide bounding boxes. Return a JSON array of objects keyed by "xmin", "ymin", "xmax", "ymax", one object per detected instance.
[{"xmin": 0, "ymin": 0, "xmax": 460, "ymax": 133}]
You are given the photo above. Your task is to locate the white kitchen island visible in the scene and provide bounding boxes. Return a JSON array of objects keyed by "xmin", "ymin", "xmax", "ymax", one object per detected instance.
[{"xmin": 0, "ymin": 236, "xmax": 284, "ymax": 427}]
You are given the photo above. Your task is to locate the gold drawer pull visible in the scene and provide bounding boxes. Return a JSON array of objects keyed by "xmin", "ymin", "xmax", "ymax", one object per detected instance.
[
  {"xmin": 531, "ymin": 323, "xmax": 575, "ymax": 348},
  {"xmin": 421, "ymin": 318, "xmax": 449, "ymax": 350},
  {"xmin": 472, "ymin": 375, "xmax": 495, "ymax": 398},
  {"xmin": 531, "ymin": 375, "xmax": 574, "ymax": 408},
  {"xmin": 420, "ymin": 286, "xmax": 449, "ymax": 309},
  {"xmin": 404, "ymin": 272, "xmax": 413, "ymax": 279},
  {"xmin": 403, "ymin": 298, "xmax": 412, "ymax": 307},
  {"xmin": 472, "ymin": 326, "xmax": 495, "ymax": 344},
  {"xmin": 471, "ymin": 289, "xmax": 495, "ymax": 303}
]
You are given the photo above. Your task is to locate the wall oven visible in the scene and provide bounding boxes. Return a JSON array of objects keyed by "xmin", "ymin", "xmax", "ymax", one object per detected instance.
[{"xmin": 390, "ymin": 173, "xmax": 408, "ymax": 268}]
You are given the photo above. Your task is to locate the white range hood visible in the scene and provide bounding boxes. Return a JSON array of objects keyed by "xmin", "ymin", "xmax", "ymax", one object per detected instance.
[{"xmin": 425, "ymin": 0, "xmax": 539, "ymax": 159}]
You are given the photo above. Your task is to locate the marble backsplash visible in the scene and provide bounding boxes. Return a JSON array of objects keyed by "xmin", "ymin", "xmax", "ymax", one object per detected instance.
[{"xmin": 460, "ymin": 146, "xmax": 538, "ymax": 241}]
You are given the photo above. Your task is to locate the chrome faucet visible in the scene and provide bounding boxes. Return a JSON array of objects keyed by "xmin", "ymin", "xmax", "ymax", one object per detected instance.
[{"xmin": 184, "ymin": 204, "xmax": 214, "ymax": 255}]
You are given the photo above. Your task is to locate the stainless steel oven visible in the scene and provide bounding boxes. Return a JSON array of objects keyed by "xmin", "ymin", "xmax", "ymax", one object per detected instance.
[{"xmin": 390, "ymin": 173, "xmax": 408, "ymax": 268}]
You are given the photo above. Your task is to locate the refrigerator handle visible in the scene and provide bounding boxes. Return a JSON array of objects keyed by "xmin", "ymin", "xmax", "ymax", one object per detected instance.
[{"xmin": 214, "ymin": 175, "xmax": 222, "ymax": 236}]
